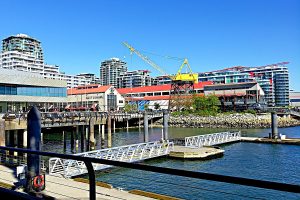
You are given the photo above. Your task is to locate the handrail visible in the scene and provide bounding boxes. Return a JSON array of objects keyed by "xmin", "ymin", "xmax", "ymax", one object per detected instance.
[{"xmin": 0, "ymin": 146, "xmax": 299, "ymax": 200}]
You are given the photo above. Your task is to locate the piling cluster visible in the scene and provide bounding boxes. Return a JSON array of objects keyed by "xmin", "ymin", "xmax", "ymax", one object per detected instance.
[{"xmin": 160, "ymin": 113, "xmax": 300, "ymax": 128}]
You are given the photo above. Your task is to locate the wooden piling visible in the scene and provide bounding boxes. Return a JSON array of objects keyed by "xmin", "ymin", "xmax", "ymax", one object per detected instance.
[
  {"xmin": 89, "ymin": 118, "xmax": 95, "ymax": 150},
  {"xmin": 107, "ymin": 115, "xmax": 112, "ymax": 148}
]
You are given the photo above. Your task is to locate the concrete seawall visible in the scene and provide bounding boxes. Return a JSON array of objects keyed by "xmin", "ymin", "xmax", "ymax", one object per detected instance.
[{"xmin": 158, "ymin": 113, "xmax": 300, "ymax": 128}]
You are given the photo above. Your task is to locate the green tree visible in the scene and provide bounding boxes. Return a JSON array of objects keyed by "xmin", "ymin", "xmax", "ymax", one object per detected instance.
[
  {"xmin": 124, "ymin": 103, "xmax": 138, "ymax": 112},
  {"xmin": 206, "ymin": 95, "xmax": 220, "ymax": 112},
  {"xmin": 154, "ymin": 102, "xmax": 160, "ymax": 110},
  {"xmin": 191, "ymin": 95, "xmax": 220, "ymax": 115}
]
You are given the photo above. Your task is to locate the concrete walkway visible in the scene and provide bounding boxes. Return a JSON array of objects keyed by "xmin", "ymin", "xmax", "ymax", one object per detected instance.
[{"xmin": 0, "ymin": 165, "xmax": 153, "ymax": 200}]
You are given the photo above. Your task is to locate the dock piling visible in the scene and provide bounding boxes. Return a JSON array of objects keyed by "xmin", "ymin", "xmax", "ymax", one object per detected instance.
[
  {"xmin": 271, "ymin": 112, "xmax": 279, "ymax": 139},
  {"xmin": 163, "ymin": 110, "xmax": 169, "ymax": 140},
  {"xmin": 81, "ymin": 125, "xmax": 85, "ymax": 152},
  {"xmin": 63, "ymin": 131, "xmax": 66, "ymax": 151},
  {"xmin": 107, "ymin": 115, "xmax": 112, "ymax": 148},
  {"xmin": 89, "ymin": 118, "xmax": 95, "ymax": 150},
  {"xmin": 144, "ymin": 112, "xmax": 149, "ymax": 143}
]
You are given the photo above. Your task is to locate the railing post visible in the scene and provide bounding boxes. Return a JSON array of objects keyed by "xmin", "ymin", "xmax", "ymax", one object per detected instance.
[
  {"xmin": 84, "ymin": 161, "xmax": 96, "ymax": 200},
  {"xmin": 26, "ymin": 106, "xmax": 42, "ymax": 192}
]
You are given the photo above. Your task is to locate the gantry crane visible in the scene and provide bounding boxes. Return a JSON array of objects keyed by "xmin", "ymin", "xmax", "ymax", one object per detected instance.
[
  {"xmin": 123, "ymin": 42, "xmax": 199, "ymax": 110},
  {"xmin": 123, "ymin": 42, "xmax": 198, "ymax": 83}
]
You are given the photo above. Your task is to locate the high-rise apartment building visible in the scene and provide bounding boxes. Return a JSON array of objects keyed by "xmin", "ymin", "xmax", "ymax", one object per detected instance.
[
  {"xmin": 198, "ymin": 62, "xmax": 289, "ymax": 107},
  {"xmin": 117, "ymin": 70, "xmax": 151, "ymax": 88},
  {"xmin": 0, "ymin": 34, "xmax": 93, "ymax": 88},
  {"xmin": 2, "ymin": 33, "xmax": 43, "ymax": 60},
  {"xmin": 77, "ymin": 73, "xmax": 101, "ymax": 85},
  {"xmin": 100, "ymin": 58, "xmax": 127, "ymax": 87},
  {"xmin": 152, "ymin": 75, "xmax": 172, "ymax": 85}
]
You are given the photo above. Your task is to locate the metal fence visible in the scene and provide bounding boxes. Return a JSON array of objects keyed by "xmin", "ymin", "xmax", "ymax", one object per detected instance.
[
  {"xmin": 0, "ymin": 146, "xmax": 299, "ymax": 200},
  {"xmin": 185, "ymin": 131, "xmax": 241, "ymax": 148},
  {"xmin": 49, "ymin": 141, "xmax": 174, "ymax": 178}
]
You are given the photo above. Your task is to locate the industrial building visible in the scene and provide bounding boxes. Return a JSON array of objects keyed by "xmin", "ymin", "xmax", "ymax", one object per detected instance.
[
  {"xmin": 116, "ymin": 81, "xmax": 265, "ymax": 111},
  {"xmin": 0, "ymin": 68, "xmax": 67, "ymax": 113},
  {"xmin": 198, "ymin": 62, "xmax": 289, "ymax": 107},
  {"xmin": 117, "ymin": 81, "xmax": 213, "ymax": 110},
  {"xmin": 67, "ymin": 84, "xmax": 125, "ymax": 111},
  {"xmin": 204, "ymin": 82, "xmax": 265, "ymax": 111},
  {"xmin": 117, "ymin": 70, "xmax": 152, "ymax": 88},
  {"xmin": 100, "ymin": 58, "xmax": 127, "ymax": 87},
  {"xmin": 0, "ymin": 34, "xmax": 93, "ymax": 88}
]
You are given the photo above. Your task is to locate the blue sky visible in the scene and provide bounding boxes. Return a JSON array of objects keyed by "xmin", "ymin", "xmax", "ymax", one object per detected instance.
[{"xmin": 0, "ymin": 0, "xmax": 299, "ymax": 90}]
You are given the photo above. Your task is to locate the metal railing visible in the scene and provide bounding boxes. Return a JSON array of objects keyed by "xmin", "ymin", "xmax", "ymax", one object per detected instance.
[
  {"xmin": 0, "ymin": 146, "xmax": 299, "ymax": 200},
  {"xmin": 49, "ymin": 140, "xmax": 174, "ymax": 178},
  {"xmin": 0, "ymin": 152, "xmax": 46, "ymax": 171},
  {"xmin": 185, "ymin": 131, "xmax": 241, "ymax": 148}
]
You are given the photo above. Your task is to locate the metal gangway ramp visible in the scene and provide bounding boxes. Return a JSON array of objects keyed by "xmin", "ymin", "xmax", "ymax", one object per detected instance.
[
  {"xmin": 49, "ymin": 141, "xmax": 174, "ymax": 178},
  {"xmin": 185, "ymin": 131, "xmax": 241, "ymax": 148}
]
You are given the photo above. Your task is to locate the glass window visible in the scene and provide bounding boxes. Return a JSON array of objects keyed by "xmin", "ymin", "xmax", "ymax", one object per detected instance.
[
  {"xmin": 11, "ymin": 87, "xmax": 17, "ymax": 95},
  {"xmin": 0, "ymin": 86, "xmax": 5, "ymax": 94},
  {"xmin": 5, "ymin": 86, "xmax": 11, "ymax": 95}
]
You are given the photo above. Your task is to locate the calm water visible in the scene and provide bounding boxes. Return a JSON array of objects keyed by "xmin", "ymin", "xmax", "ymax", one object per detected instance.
[{"xmin": 42, "ymin": 126, "xmax": 300, "ymax": 200}]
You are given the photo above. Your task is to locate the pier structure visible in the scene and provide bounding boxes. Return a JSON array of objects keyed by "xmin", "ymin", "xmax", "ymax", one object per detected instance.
[
  {"xmin": 49, "ymin": 140, "xmax": 174, "ymax": 178},
  {"xmin": 49, "ymin": 131, "xmax": 241, "ymax": 178},
  {"xmin": 0, "ymin": 111, "xmax": 163, "ymax": 155}
]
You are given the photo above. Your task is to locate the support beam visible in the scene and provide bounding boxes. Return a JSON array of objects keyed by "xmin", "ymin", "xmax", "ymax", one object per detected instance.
[
  {"xmin": 101, "ymin": 124, "xmax": 105, "ymax": 140},
  {"xmin": 86, "ymin": 126, "xmax": 89, "ymax": 151},
  {"xmin": 0, "ymin": 119, "xmax": 5, "ymax": 147},
  {"xmin": 23, "ymin": 131, "xmax": 27, "ymax": 148},
  {"xmin": 98, "ymin": 124, "xmax": 101, "ymax": 149},
  {"xmin": 71, "ymin": 128, "xmax": 74, "ymax": 152},
  {"xmin": 271, "ymin": 112, "xmax": 278, "ymax": 139},
  {"xmin": 89, "ymin": 118, "xmax": 95, "ymax": 150},
  {"xmin": 63, "ymin": 131, "xmax": 66, "ymax": 151},
  {"xmin": 113, "ymin": 118, "xmax": 116, "ymax": 133},
  {"xmin": 81, "ymin": 125, "xmax": 85, "ymax": 152},
  {"xmin": 144, "ymin": 112, "xmax": 149, "ymax": 143},
  {"xmin": 107, "ymin": 115, "xmax": 112, "ymax": 148},
  {"xmin": 75, "ymin": 126, "xmax": 79, "ymax": 151},
  {"xmin": 163, "ymin": 110, "xmax": 169, "ymax": 140},
  {"xmin": 13, "ymin": 130, "xmax": 18, "ymax": 156}
]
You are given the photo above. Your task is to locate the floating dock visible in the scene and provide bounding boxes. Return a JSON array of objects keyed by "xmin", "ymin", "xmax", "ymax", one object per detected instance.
[
  {"xmin": 241, "ymin": 137, "xmax": 300, "ymax": 145},
  {"xmin": 169, "ymin": 146, "xmax": 224, "ymax": 159}
]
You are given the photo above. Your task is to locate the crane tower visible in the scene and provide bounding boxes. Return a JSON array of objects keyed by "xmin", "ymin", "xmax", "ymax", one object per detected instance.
[{"xmin": 123, "ymin": 42, "xmax": 198, "ymax": 110}]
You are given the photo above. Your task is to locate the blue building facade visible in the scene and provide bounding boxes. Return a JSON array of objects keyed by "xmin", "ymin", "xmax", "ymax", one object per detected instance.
[{"xmin": 0, "ymin": 68, "xmax": 67, "ymax": 113}]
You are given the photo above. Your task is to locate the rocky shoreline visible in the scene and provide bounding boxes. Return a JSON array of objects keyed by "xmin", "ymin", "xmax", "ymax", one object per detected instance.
[{"xmin": 158, "ymin": 113, "xmax": 300, "ymax": 128}]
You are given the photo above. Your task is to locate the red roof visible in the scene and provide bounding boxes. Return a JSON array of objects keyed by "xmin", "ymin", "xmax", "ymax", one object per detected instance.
[
  {"xmin": 117, "ymin": 81, "xmax": 213, "ymax": 94},
  {"xmin": 68, "ymin": 85, "xmax": 111, "ymax": 95},
  {"xmin": 125, "ymin": 93, "xmax": 206, "ymax": 101}
]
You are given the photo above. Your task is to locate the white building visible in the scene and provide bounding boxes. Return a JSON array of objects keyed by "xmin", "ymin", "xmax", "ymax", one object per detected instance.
[
  {"xmin": 67, "ymin": 84, "xmax": 125, "ymax": 111},
  {"xmin": 117, "ymin": 70, "xmax": 151, "ymax": 88},
  {"xmin": 100, "ymin": 58, "xmax": 127, "ymax": 87},
  {"xmin": 0, "ymin": 34, "xmax": 93, "ymax": 88},
  {"xmin": 290, "ymin": 91, "xmax": 300, "ymax": 107}
]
